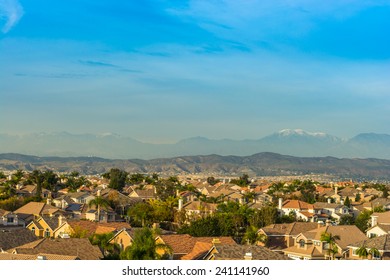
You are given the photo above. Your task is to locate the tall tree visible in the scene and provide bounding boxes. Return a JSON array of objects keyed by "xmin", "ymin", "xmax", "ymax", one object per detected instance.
[
  {"xmin": 108, "ymin": 168, "xmax": 128, "ymax": 192},
  {"xmin": 320, "ymin": 232, "xmax": 340, "ymax": 260}
]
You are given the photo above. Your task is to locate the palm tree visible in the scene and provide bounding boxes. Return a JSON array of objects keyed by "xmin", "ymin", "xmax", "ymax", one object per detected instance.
[
  {"xmin": 356, "ymin": 245, "xmax": 381, "ymax": 260},
  {"xmin": 88, "ymin": 196, "xmax": 110, "ymax": 222},
  {"xmin": 90, "ymin": 232, "xmax": 120, "ymax": 259},
  {"xmin": 120, "ymin": 227, "xmax": 172, "ymax": 260},
  {"xmin": 320, "ymin": 232, "xmax": 340, "ymax": 260}
]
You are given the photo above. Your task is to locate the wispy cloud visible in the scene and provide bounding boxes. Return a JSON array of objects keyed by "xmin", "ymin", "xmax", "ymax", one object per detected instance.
[
  {"xmin": 78, "ymin": 60, "xmax": 119, "ymax": 68},
  {"xmin": 0, "ymin": 0, "xmax": 24, "ymax": 33}
]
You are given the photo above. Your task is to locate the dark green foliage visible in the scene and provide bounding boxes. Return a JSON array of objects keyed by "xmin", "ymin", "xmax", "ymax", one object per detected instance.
[
  {"xmin": 250, "ymin": 206, "xmax": 278, "ymax": 228},
  {"xmin": 355, "ymin": 193, "xmax": 361, "ymax": 202},
  {"xmin": 127, "ymin": 202, "xmax": 155, "ymax": 227},
  {"xmin": 120, "ymin": 228, "xmax": 168, "ymax": 260},
  {"xmin": 230, "ymin": 174, "xmax": 250, "ymax": 187},
  {"xmin": 154, "ymin": 177, "xmax": 180, "ymax": 201},
  {"xmin": 344, "ymin": 196, "xmax": 351, "ymax": 208},
  {"xmin": 108, "ymin": 168, "xmax": 128, "ymax": 192},
  {"xmin": 207, "ymin": 176, "xmax": 220, "ymax": 186},
  {"xmin": 355, "ymin": 210, "xmax": 373, "ymax": 232},
  {"xmin": 339, "ymin": 214, "xmax": 354, "ymax": 225}
]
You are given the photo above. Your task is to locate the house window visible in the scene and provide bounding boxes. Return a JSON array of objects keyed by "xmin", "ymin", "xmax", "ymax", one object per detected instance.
[
  {"xmin": 7, "ymin": 217, "xmax": 14, "ymax": 223},
  {"xmin": 299, "ymin": 239, "xmax": 305, "ymax": 248},
  {"xmin": 31, "ymin": 227, "xmax": 35, "ymax": 234},
  {"xmin": 45, "ymin": 228, "xmax": 50, "ymax": 238},
  {"xmin": 352, "ymin": 249, "xmax": 358, "ymax": 256},
  {"xmin": 369, "ymin": 233, "xmax": 377, "ymax": 238}
]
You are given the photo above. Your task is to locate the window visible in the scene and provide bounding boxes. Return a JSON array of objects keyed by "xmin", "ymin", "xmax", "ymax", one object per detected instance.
[
  {"xmin": 352, "ymin": 249, "xmax": 358, "ymax": 256},
  {"xmin": 369, "ymin": 233, "xmax": 377, "ymax": 238},
  {"xmin": 45, "ymin": 228, "xmax": 50, "ymax": 238},
  {"xmin": 31, "ymin": 227, "xmax": 35, "ymax": 234},
  {"xmin": 7, "ymin": 217, "xmax": 14, "ymax": 224},
  {"xmin": 299, "ymin": 239, "xmax": 305, "ymax": 248}
]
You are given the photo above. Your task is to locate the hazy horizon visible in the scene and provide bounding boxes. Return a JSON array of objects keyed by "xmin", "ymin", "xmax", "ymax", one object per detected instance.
[{"xmin": 1, "ymin": 1, "xmax": 389, "ymax": 143}]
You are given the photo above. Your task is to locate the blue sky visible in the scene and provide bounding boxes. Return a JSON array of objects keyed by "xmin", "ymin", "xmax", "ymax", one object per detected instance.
[{"xmin": 1, "ymin": 0, "xmax": 389, "ymax": 143}]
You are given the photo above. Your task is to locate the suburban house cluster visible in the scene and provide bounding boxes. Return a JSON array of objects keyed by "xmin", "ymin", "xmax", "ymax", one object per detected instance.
[{"xmin": 1, "ymin": 172, "xmax": 389, "ymax": 260}]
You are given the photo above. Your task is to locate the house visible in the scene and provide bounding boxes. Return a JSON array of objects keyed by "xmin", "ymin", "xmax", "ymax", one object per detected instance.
[
  {"xmin": 26, "ymin": 215, "xmax": 70, "ymax": 238},
  {"xmin": 348, "ymin": 234, "xmax": 390, "ymax": 260},
  {"xmin": 366, "ymin": 224, "xmax": 390, "ymax": 238},
  {"xmin": 14, "ymin": 202, "xmax": 63, "ymax": 220},
  {"xmin": 155, "ymin": 234, "xmax": 236, "ymax": 260},
  {"xmin": 100, "ymin": 188, "xmax": 142, "ymax": 216},
  {"xmin": 8, "ymin": 238, "xmax": 103, "ymax": 260},
  {"xmin": 313, "ymin": 202, "xmax": 350, "ymax": 222},
  {"xmin": 0, "ymin": 210, "xmax": 26, "ymax": 227},
  {"xmin": 367, "ymin": 198, "xmax": 390, "ymax": 211},
  {"xmin": 67, "ymin": 192, "xmax": 95, "ymax": 204},
  {"xmin": 282, "ymin": 225, "xmax": 367, "ymax": 260},
  {"xmin": 203, "ymin": 244, "xmax": 289, "ymax": 260},
  {"xmin": 278, "ymin": 199, "xmax": 316, "ymax": 222},
  {"xmin": 258, "ymin": 222, "xmax": 320, "ymax": 251},
  {"xmin": 0, "ymin": 228, "xmax": 38, "ymax": 252},
  {"xmin": 85, "ymin": 209, "xmax": 116, "ymax": 223},
  {"xmin": 181, "ymin": 201, "xmax": 218, "ymax": 220},
  {"xmin": 108, "ymin": 228, "xmax": 139, "ymax": 251},
  {"xmin": 370, "ymin": 211, "xmax": 390, "ymax": 227},
  {"xmin": 128, "ymin": 187, "xmax": 157, "ymax": 200}
]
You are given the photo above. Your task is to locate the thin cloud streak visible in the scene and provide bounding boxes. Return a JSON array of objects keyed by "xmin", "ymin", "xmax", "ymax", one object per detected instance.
[{"xmin": 0, "ymin": 0, "xmax": 23, "ymax": 33}]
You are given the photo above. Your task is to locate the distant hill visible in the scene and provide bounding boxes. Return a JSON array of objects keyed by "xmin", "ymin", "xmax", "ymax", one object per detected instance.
[
  {"xmin": 1, "ymin": 152, "xmax": 389, "ymax": 180},
  {"xmin": 0, "ymin": 130, "xmax": 389, "ymax": 159}
]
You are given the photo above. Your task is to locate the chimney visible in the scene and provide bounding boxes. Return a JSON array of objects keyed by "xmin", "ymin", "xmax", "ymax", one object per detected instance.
[
  {"xmin": 317, "ymin": 221, "xmax": 324, "ymax": 228},
  {"xmin": 212, "ymin": 238, "xmax": 221, "ymax": 245},
  {"xmin": 244, "ymin": 252, "xmax": 253, "ymax": 260},
  {"xmin": 335, "ymin": 187, "xmax": 338, "ymax": 195},
  {"xmin": 178, "ymin": 199, "xmax": 183, "ymax": 211},
  {"xmin": 58, "ymin": 215, "xmax": 65, "ymax": 226},
  {"xmin": 327, "ymin": 198, "xmax": 331, "ymax": 204},
  {"xmin": 37, "ymin": 255, "xmax": 47, "ymax": 260},
  {"xmin": 278, "ymin": 198, "xmax": 283, "ymax": 210},
  {"xmin": 97, "ymin": 189, "xmax": 101, "ymax": 197},
  {"xmin": 46, "ymin": 198, "xmax": 52, "ymax": 205},
  {"xmin": 371, "ymin": 216, "xmax": 378, "ymax": 227}
]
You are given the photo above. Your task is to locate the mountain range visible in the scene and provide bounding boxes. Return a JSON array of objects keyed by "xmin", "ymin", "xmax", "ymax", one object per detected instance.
[
  {"xmin": 0, "ymin": 129, "xmax": 389, "ymax": 160},
  {"xmin": 0, "ymin": 152, "xmax": 389, "ymax": 180}
]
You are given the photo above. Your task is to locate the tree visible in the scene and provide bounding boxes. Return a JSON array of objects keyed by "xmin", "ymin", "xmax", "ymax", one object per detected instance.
[
  {"xmin": 344, "ymin": 196, "xmax": 351, "ymax": 208},
  {"xmin": 356, "ymin": 245, "xmax": 380, "ymax": 260},
  {"xmin": 30, "ymin": 170, "xmax": 44, "ymax": 200},
  {"xmin": 242, "ymin": 226, "xmax": 266, "ymax": 245},
  {"xmin": 207, "ymin": 176, "xmax": 220, "ymax": 186},
  {"xmin": 339, "ymin": 214, "xmax": 354, "ymax": 225},
  {"xmin": 88, "ymin": 196, "xmax": 110, "ymax": 222},
  {"xmin": 90, "ymin": 232, "xmax": 120, "ymax": 259},
  {"xmin": 127, "ymin": 202, "xmax": 155, "ymax": 227},
  {"xmin": 108, "ymin": 168, "xmax": 128, "ymax": 192},
  {"xmin": 355, "ymin": 210, "xmax": 372, "ymax": 232},
  {"xmin": 355, "ymin": 193, "xmax": 361, "ymax": 202},
  {"xmin": 120, "ymin": 227, "xmax": 171, "ymax": 260},
  {"xmin": 230, "ymin": 174, "xmax": 250, "ymax": 187},
  {"xmin": 320, "ymin": 232, "xmax": 340, "ymax": 260}
]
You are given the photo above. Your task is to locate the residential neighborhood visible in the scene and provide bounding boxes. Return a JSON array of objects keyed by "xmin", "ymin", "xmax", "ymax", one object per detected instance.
[{"xmin": 0, "ymin": 169, "xmax": 389, "ymax": 260}]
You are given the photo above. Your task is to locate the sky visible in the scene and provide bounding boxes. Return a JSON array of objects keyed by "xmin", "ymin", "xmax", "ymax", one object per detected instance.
[{"xmin": 1, "ymin": 0, "xmax": 389, "ymax": 143}]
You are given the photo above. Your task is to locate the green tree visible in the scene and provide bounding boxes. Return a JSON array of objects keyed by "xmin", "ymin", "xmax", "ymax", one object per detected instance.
[
  {"xmin": 90, "ymin": 232, "xmax": 120, "ymax": 259},
  {"xmin": 127, "ymin": 203, "xmax": 155, "ymax": 227},
  {"xmin": 230, "ymin": 174, "xmax": 250, "ymax": 187},
  {"xmin": 120, "ymin": 227, "xmax": 171, "ymax": 260},
  {"xmin": 241, "ymin": 226, "xmax": 266, "ymax": 245},
  {"xmin": 108, "ymin": 168, "xmax": 128, "ymax": 192},
  {"xmin": 355, "ymin": 193, "xmax": 361, "ymax": 202},
  {"xmin": 355, "ymin": 245, "xmax": 380, "ymax": 259},
  {"xmin": 320, "ymin": 232, "xmax": 340, "ymax": 260},
  {"xmin": 339, "ymin": 214, "xmax": 354, "ymax": 225},
  {"xmin": 344, "ymin": 196, "xmax": 351, "ymax": 208},
  {"xmin": 355, "ymin": 210, "xmax": 372, "ymax": 232},
  {"xmin": 207, "ymin": 176, "xmax": 220, "ymax": 186}
]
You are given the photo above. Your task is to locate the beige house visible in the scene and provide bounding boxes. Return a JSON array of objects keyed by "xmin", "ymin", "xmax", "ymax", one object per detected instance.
[{"xmin": 282, "ymin": 225, "xmax": 367, "ymax": 260}]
